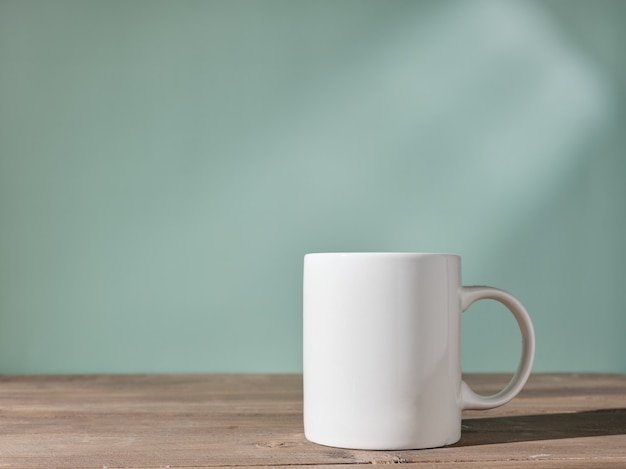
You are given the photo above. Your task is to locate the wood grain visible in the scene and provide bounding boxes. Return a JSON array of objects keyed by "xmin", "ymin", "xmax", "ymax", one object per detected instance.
[{"xmin": 0, "ymin": 373, "xmax": 624, "ymax": 468}]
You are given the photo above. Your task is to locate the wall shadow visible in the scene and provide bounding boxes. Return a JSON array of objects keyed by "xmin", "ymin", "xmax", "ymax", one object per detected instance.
[{"xmin": 454, "ymin": 409, "xmax": 626, "ymax": 447}]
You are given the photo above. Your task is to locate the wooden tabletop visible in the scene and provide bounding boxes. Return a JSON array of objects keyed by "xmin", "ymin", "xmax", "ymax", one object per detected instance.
[{"xmin": 0, "ymin": 373, "xmax": 624, "ymax": 468}]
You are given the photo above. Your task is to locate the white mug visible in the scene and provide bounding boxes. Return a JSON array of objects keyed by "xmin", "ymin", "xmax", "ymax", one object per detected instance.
[{"xmin": 303, "ymin": 252, "xmax": 535, "ymax": 450}]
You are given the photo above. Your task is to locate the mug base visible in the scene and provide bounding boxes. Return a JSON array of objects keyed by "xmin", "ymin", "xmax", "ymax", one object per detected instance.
[{"xmin": 304, "ymin": 432, "xmax": 461, "ymax": 451}]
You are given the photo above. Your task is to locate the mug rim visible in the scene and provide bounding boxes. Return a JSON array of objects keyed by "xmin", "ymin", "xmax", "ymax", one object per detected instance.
[{"xmin": 304, "ymin": 252, "xmax": 460, "ymax": 259}]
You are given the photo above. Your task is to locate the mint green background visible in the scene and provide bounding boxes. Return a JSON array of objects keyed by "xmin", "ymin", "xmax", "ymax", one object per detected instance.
[{"xmin": 1, "ymin": 0, "xmax": 625, "ymax": 373}]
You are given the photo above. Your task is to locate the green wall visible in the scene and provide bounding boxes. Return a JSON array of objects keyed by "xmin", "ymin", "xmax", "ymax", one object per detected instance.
[{"xmin": 1, "ymin": 0, "xmax": 625, "ymax": 373}]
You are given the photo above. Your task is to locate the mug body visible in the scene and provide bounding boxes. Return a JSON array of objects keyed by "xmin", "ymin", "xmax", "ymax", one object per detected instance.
[{"xmin": 303, "ymin": 252, "xmax": 463, "ymax": 450}]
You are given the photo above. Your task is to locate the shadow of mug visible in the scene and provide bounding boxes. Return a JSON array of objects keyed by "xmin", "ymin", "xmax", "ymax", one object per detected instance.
[{"xmin": 455, "ymin": 409, "xmax": 626, "ymax": 447}]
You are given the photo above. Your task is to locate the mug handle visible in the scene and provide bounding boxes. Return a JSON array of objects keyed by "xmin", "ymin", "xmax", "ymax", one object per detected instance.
[{"xmin": 460, "ymin": 286, "xmax": 536, "ymax": 410}]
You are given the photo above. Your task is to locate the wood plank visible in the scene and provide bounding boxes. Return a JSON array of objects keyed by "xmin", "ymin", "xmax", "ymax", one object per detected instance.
[{"xmin": 0, "ymin": 374, "xmax": 624, "ymax": 468}]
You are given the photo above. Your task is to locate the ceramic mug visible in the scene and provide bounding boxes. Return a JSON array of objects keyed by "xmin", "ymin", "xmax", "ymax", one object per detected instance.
[{"xmin": 303, "ymin": 252, "xmax": 535, "ymax": 450}]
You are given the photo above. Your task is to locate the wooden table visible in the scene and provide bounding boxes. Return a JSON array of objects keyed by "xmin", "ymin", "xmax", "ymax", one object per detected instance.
[{"xmin": 0, "ymin": 374, "xmax": 624, "ymax": 468}]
